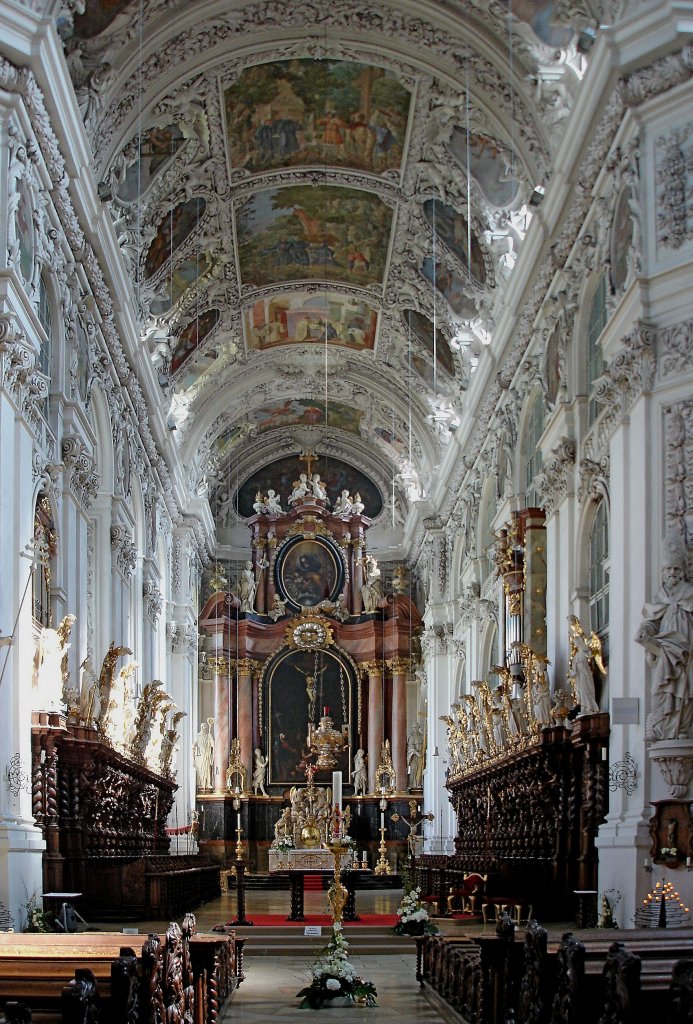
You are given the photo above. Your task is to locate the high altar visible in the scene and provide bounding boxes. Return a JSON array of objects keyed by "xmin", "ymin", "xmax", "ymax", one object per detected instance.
[{"xmin": 196, "ymin": 463, "xmax": 422, "ymax": 867}]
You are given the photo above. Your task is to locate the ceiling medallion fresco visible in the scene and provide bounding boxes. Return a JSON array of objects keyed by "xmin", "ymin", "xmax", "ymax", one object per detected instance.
[
  {"xmin": 235, "ymin": 184, "xmax": 393, "ymax": 290},
  {"xmin": 236, "ymin": 455, "xmax": 383, "ymax": 519},
  {"xmin": 217, "ymin": 399, "xmax": 363, "ymax": 443},
  {"xmin": 224, "ymin": 59, "xmax": 411, "ymax": 175},
  {"xmin": 116, "ymin": 124, "xmax": 187, "ymax": 204},
  {"xmin": 447, "ymin": 131, "xmax": 521, "ymax": 210},
  {"xmin": 171, "ymin": 309, "xmax": 221, "ymax": 375},
  {"xmin": 144, "ymin": 197, "xmax": 206, "ymax": 281},
  {"xmin": 244, "ymin": 292, "xmax": 378, "ymax": 352}
]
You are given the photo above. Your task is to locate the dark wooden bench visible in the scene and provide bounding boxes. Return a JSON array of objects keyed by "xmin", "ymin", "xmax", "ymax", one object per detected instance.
[{"xmin": 0, "ymin": 915, "xmax": 243, "ymax": 1023}]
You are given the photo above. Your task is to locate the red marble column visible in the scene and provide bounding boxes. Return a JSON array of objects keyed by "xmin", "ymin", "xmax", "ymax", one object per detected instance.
[
  {"xmin": 236, "ymin": 658, "xmax": 254, "ymax": 784},
  {"xmin": 389, "ymin": 658, "xmax": 409, "ymax": 792},
  {"xmin": 212, "ymin": 657, "xmax": 230, "ymax": 793},
  {"xmin": 366, "ymin": 662, "xmax": 383, "ymax": 792}
]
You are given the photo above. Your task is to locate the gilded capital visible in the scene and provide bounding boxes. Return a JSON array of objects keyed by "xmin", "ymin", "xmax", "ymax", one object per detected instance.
[{"xmin": 208, "ymin": 656, "xmax": 230, "ymax": 675}]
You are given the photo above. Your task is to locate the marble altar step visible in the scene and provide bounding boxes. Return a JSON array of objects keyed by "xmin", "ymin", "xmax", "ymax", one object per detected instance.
[{"xmin": 239, "ymin": 924, "xmax": 416, "ymax": 957}]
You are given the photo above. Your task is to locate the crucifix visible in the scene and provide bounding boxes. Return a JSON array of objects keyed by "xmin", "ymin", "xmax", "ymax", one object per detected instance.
[
  {"xmin": 299, "ymin": 448, "xmax": 318, "ymax": 477},
  {"xmin": 391, "ymin": 799, "xmax": 434, "ymax": 859}
]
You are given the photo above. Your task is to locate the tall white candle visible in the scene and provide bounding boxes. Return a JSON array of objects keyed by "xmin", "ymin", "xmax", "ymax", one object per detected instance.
[
  {"xmin": 236, "ymin": 812, "xmax": 241, "ymax": 830},
  {"xmin": 380, "ymin": 811, "xmax": 385, "ymax": 829},
  {"xmin": 332, "ymin": 771, "xmax": 342, "ymax": 811}
]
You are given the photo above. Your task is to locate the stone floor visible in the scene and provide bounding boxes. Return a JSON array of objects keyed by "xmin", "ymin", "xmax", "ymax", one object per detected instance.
[{"xmin": 92, "ymin": 887, "xmax": 461, "ymax": 1022}]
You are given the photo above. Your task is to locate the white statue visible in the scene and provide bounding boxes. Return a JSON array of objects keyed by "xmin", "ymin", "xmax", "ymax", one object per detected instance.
[
  {"xmin": 407, "ymin": 721, "xmax": 425, "ymax": 789},
  {"xmin": 333, "ymin": 489, "xmax": 353, "ymax": 515},
  {"xmin": 289, "ymin": 473, "xmax": 309, "ymax": 503},
  {"xmin": 217, "ymin": 490, "xmax": 233, "ymax": 526},
  {"xmin": 637, "ymin": 545, "xmax": 693, "ymax": 740},
  {"xmin": 567, "ymin": 615, "xmax": 605, "ymax": 715},
  {"xmin": 353, "ymin": 748, "xmax": 367, "ymax": 796},
  {"xmin": 252, "ymin": 748, "xmax": 269, "ymax": 796},
  {"xmin": 351, "ymin": 493, "xmax": 365, "ymax": 515},
  {"xmin": 193, "ymin": 717, "xmax": 215, "ymax": 790},
  {"xmin": 266, "ymin": 489, "xmax": 283, "ymax": 513},
  {"xmin": 311, "ymin": 473, "xmax": 327, "ymax": 500},
  {"xmin": 361, "ymin": 554, "xmax": 383, "ymax": 612},
  {"xmin": 530, "ymin": 656, "xmax": 552, "ymax": 726},
  {"xmin": 32, "ymin": 614, "xmax": 76, "ymax": 713},
  {"xmin": 233, "ymin": 560, "xmax": 257, "ymax": 613}
]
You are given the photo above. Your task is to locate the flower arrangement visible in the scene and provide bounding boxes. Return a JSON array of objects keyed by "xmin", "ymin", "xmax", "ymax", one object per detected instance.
[
  {"xmin": 393, "ymin": 885, "xmax": 439, "ymax": 936},
  {"xmin": 273, "ymin": 835, "xmax": 295, "ymax": 852},
  {"xmin": 296, "ymin": 923, "xmax": 378, "ymax": 1009}
]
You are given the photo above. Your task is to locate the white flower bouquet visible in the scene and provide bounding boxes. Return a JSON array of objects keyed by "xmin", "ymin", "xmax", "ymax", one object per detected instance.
[
  {"xmin": 296, "ymin": 923, "xmax": 378, "ymax": 1008},
  {"xmin": 393, "ymin": 885, "xmax": 439, "ymax": 936}
]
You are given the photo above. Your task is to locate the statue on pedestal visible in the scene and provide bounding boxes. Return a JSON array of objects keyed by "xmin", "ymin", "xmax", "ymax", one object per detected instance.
[
  {"xmin": 33, "ymin": 613, "xmax": 76, "ymax": 713},
  {"xmin": 637, "ymin": 542, "xmax": 693, "ymax": 740},
  {"xmin": 361, "ymin": 555, "xmax": 383, "ymax": 612},
  {"xmin": 193, "ymin": 717, "xmax": 215, "ymax": 791},
  {"xmin": 289, "ymin": 474, "xmax": 310, "ymax": 504},
  {"xmin": 407, "ymin": 721, "xmax": 425, "ymax": 789},
  {"xmin": 567, "ymin": 615, "xmax": 605, "ymax": 715},
  {"xmin": 252, "ymin": 748, "xmax": 269, "ymax": 796},
  {"xmin": 233, "ymin": 560, "xmax": 257, "ymax": 613},
  {"xmin": 353, "ymin": 748, "xmax": 368, "ymax": 796}
]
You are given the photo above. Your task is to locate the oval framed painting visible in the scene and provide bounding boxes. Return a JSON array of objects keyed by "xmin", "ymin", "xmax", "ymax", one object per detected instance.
[{"xmin": 275, "ymin": 535, "xmax": 344, "ymax": 610}]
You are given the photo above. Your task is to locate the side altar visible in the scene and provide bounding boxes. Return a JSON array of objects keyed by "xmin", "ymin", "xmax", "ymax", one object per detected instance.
[{"xmin": 196, "ymin": 456, "xmax": 424, "ymax": 865}]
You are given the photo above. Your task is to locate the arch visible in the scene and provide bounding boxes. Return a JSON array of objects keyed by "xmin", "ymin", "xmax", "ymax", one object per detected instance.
[
  {"xmin": 575, "ymin": 490, "xmax": 611, "ymax": 665},
  {"xmin": 479, "ymin": 618, "xmax": 499, "ymax": 681},
  {"xmin": 88, "ymin": 384, "xmax": 115, "ymax": 497}
]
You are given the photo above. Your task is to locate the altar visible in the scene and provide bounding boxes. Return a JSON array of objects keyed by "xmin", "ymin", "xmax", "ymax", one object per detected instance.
[
  {"xmin": 268, "ymin": 864, "xmax": 370, "ymax": 921},
  {"xmin": 268, "ymin": 848, "xmax": 352, "ymax": 872}
]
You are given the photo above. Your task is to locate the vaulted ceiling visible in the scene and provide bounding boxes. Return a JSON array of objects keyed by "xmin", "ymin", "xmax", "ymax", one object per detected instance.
[{"xmin": 59, "ymin": 0, "xmax": 598, "ymax": 547}]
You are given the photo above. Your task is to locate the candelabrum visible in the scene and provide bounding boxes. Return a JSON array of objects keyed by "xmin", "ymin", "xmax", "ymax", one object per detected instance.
[
  {"xmin": 234, "ymin": 826, "xmax": 245, "ymax": 861},
  {"xmin": 326, "ymin": 844, "xmax": 349, "ymax": 925},
  {"xmin": 374, "ymin": 826, "xmax": 391, "ymax": 875}
]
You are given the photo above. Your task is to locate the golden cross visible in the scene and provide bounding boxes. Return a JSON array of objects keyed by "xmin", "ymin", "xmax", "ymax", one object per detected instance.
[{"xmin": 299, "ymin": 448, "xmax": 318, "ymax": 477}]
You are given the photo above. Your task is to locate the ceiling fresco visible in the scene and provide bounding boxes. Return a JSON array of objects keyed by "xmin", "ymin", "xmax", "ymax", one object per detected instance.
[
  {"xmin": 224, "ymin": 59, "xmax": 411, "ymax": 175},
  {"xmin": 58, "ymin": 0, "xmax": 595, "ymax": 541},
  {"xmin": 235, "ymin": 184, "xmax": 394, "ymax": 289},
  {"xmin": 244, "ymin": 293, "xmax": 378, "ymax": 352}
]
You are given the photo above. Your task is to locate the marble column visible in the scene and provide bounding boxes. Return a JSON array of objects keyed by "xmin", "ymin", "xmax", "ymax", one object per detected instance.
[
  {"xmin": 211, "ymin": 657, "xmax": 230, "ymax": 793},
  {"xmin": 366, "ymin": 662, "xmax": 383, "ymax": 792},
  {"xmin": 389, "ymin": 658, "xmax": 409, "ymax": 792},
  {"xmin": 236, "ymin": 658, "xmax": 254, "ymax": 783}
]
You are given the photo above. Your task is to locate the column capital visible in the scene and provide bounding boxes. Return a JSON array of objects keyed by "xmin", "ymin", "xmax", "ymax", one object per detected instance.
[
  {"xmin": 208, "ymin": 656, "xmax": 230, "ymax": 675},
  {"xmin": 363, "ymin": 660, "xmax": 384, "ymax": 677},
  {"xmin": 387, "ymin": 657, "xmax": 411, "ymax": 675}
]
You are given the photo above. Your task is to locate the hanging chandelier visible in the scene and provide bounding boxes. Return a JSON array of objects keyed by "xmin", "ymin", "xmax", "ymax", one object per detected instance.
[{"xmin": 308, "ymin": 707, "xmax": 348, "ymax": 769}]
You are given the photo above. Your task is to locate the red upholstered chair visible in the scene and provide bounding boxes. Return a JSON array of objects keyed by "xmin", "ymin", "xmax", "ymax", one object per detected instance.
[{"xmin": 447, "ymin": 872, "xmax": 487, "ymax": 915}]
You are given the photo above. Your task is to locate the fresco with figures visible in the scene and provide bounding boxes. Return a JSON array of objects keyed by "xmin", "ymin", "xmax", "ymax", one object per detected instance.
[
  {"xmin": 117, "ymin": 125, "xmax": 187, "ymax": 203},
  {"xmin": 402, "ymin": 308, "xmax": 455, "ymax": 376},
  {"xmin": 144, "ymin": 197, "xmax": 206, "ymax": 280},
  {"xmin": 421, "ymin": 258, "xmax": 478, "ymax": 320},
  {"xmin": 224, "ymin": 59, "xmax": 410, "ymax": 174},
  {"xmin": 148, "ymin": 253, "xmax": 216, "ymax": 315},
  {"xmin": 171, "ymin": 309, "xmax": 221, "ymax": 375},
  {"xmin": 243, "ymin": 398, "xmax": 363, "ymax": 435},
  {"xmin": 235, "ymin": 185, "xmax": 393, "ymax": 289},
  {"xmin": 448, "ymin": 131, "xmax": 521, "ymax": 209},
  {"xmin": 422, "ymin": 199, "xmax": 487, "ymax": 286},
  {"xmin": 236, "ymin": 455, "xmax": 383, "ymax": 518},
  {"xmin": 244, "ymin": 292, "xmax": 377, "ymax": 351}
]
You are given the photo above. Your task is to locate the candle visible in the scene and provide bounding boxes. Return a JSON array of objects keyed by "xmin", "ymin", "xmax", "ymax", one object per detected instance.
[
  {"xmin": 380, "ymin": 811, "xmax": 385, "ymax": 829},
  {"xmin": 687, "ymin": 857, "xmax": 691, "ymax": 867},
  {"xmin": 237, "ymin": 812, "xmax": 241, "ymax": 830},
  {"xmin": 332, "ymin": 771, "xmax": 342, "ymax": 812},
  {"xmin": 643, "ymin": 857, "xmax": 650, "ymax": 868}
]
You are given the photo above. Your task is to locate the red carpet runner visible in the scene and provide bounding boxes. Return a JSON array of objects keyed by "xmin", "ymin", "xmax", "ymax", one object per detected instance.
[{"xmin": 236, "ymin": 913, "xmax": 398, "ymax": 927}]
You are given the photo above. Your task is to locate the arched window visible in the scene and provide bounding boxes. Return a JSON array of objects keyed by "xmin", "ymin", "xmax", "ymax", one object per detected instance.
[
  {"xmin": 587, "ymin": 274, "xmax": 607, "ymax": 423},
  {"xmin": 524, "ymin": 393, "xmax": 544, "ymax": 506},
  {"xmin": 589, "ymin": 500, "xmax": 609, "ymax": 656},
  {"xmin": 37, "ymin": 274, "xmax": 52, "ymax": 378}
]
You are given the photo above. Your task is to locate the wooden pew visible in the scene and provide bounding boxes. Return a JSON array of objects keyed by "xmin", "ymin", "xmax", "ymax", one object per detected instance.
[{"xmin": 0, "ymin": 916, "xmax": 244, "ymax": 1023}]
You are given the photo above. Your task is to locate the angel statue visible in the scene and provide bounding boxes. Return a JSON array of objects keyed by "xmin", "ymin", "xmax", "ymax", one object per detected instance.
[
  {"xmin": 252, "ymin": 748, "xmax": 269, "ymax": 797},
  {"xmin": 567, "ymin": 614, "xmax": 606, "ymax": 715}
]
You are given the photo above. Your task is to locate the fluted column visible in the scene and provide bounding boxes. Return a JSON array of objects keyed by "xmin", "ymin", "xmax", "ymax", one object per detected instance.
[
  {"xmin": 210, "ymin": 657, "xmax": 230, "ymax": 793},
  {"xmin": 389, "ymin": 658, "xmax": 409, "ymax": 792},
  {"xmin": 366, "ymin": 662, "xmax": 383, "ymax": 792}
]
